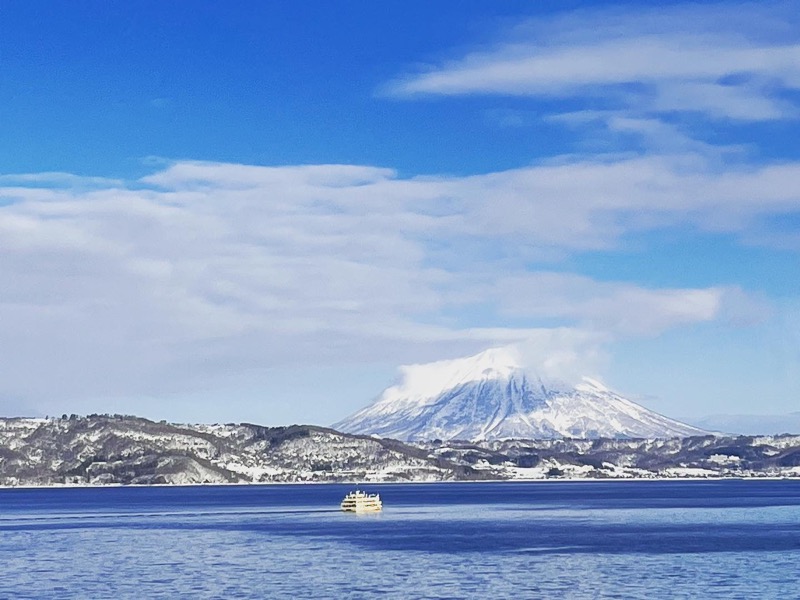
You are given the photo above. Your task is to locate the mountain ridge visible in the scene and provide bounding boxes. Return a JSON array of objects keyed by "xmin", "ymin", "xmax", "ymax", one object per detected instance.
[
  {"xmin": 0, "ymin": 415, "xmax": 798, "ymax": 485},
  {"xmin": 0, "ymin": 415, "xmax": 486, "ymax": 486}
]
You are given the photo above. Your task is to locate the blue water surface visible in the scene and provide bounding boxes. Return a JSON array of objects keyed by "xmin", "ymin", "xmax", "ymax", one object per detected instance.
[{"xmin": 1, "ymin": 480, "xmax": 799, "ymax": 599}]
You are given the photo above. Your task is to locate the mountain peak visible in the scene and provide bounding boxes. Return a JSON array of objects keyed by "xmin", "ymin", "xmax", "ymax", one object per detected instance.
[
  {"xmin": 334, "ymin": 347, "xmax": 708, "ymax": 441},
  {"xmin": 382, "ymin": 346, "xmax": 524, "ymax": 407}
]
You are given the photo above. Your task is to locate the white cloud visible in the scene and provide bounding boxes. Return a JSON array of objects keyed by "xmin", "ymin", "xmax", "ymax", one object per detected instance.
[
  {"xmin": 512, "ymin": 328, "xmax": 611, "ymax": 384},
  {"xmin": 489, "ymin": 272, "xmax": 731, "ymax": 335},
  {"xmin": 385, "ymin": 2, "xmax": 800, "ymax": 122},
  {"xmin": 0, "ymin": 172, "xmax": 124, "ymax": 188},
  {"xmin": 0, "ymin": 157, "xmax": 788, "ymax": 411}
]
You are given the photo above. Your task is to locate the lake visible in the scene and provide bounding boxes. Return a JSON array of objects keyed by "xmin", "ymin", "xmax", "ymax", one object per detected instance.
[{"xmin": 1, "ymin": 480, "xmax": 799, "ymax": 598}]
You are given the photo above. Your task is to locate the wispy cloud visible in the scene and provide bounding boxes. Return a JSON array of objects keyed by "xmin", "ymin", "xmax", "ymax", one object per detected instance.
[
  {"xmin": 0, "ymin": 156, "xmax": 787, "ymax": 408},
  {"xmin": 385, "ymin": 2, "xmax": 800, "ymax": 122},
  {"xmin": 489, "ymin": 273, "xmax": 732, "ymax": 336},
  {"xmin": 0, "ymin": 172, "xmax": 124, "ymax": 188}
]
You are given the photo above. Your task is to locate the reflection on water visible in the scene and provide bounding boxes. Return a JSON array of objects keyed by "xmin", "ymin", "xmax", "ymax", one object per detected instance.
[{"xmin": 1, "ymin": 481, "xmax": 799, "ymax": 599}]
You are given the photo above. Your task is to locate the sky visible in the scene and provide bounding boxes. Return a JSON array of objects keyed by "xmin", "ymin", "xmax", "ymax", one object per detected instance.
[{"xmin": 1, "ymin": 1, "xmax": 799, "ymax": 429}]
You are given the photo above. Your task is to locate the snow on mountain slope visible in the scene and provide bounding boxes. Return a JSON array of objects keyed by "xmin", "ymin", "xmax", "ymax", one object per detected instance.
[
  {"xmin": 0, "ymin": 416, "xmax": 481, "ymax": 485},
  {"xmin": 334, "ymin": 347, "xmax": 708, "ymax": 441}
]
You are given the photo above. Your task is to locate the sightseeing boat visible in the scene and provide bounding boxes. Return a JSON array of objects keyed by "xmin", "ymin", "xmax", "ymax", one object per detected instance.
[{"xmin": 340, "ymin": 489, "xmax": 382, "ymax": 512}]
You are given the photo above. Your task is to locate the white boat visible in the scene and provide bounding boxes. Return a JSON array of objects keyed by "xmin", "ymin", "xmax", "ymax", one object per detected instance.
[{"xmin": 340, "ymin": 489, "xmax": 382, "ymax": 512}]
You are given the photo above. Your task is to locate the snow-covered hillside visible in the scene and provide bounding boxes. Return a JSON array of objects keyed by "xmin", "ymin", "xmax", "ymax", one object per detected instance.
[
  {"xmin": 334, "ymin": 347, "xmax": 707, "ymax": 441},
  {"xmin": 0, "ymin": 415, "xmax": 798, "ymax": 485},
  {"xmin": 0, "ymin": 416, "xmax": 484, "ymax": 486}
]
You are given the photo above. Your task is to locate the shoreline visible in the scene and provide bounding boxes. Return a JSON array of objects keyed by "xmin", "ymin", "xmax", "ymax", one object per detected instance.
[{"xmin": 1, "ymin": 474, "xmax": 799, "ymax": 491}]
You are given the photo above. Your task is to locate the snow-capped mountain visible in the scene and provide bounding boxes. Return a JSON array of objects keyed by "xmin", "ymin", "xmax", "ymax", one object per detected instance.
[{"xmin": 334, "ymin": 347, "xmax": 708, "ymax": 441}]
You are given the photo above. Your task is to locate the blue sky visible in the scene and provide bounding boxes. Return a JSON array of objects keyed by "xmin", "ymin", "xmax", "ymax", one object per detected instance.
[{"xmin": 1, "ymin": 1, "xmax": 799, "ymax": 429}]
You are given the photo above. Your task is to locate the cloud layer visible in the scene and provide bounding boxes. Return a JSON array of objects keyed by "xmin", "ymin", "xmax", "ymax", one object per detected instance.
[
  {"xmin": 386, "ymin": 2, "xmax": 800, "ymax": 122},
  {"xmin": 0, "ymin": 153, "xmax": 785, "ymax": 408}
]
